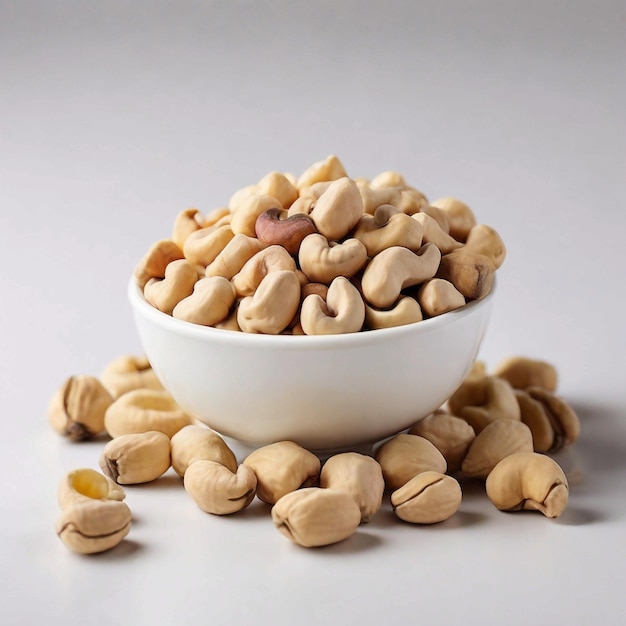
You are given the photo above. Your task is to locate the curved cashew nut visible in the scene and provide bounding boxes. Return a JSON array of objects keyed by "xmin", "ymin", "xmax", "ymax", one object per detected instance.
[
  {"xmin": 229, "ymin": 194, "xmax": 283, "ymax": 237},
  {"xmin": 231, "ymin": 245, "xmax": 297, "ymax": 297},
  {"xmin": 464, "ymin": 223, "xmax": 507, "ymax": 269},
  {"xmin": 417, "ymin": 278, "xmax": 466, "ymax": 317},
  {"xmin": 486, "ymin": 452, "xmax": 568, "ymax": 518},
  {"xmin": 420, "ymin": 204, "xmax": 450, "ymax": 232},
  {"xmin": 171, "ymin": 208, "xmax": 204, "ymax": 248},
  {"xmin": 170, "ymin": 424, "xmax": 238, "ymax": 476},
  {"xmin": 436, "ymin": 249, "xmax": 495, "ymax": 300},
  {"xmin": 205, "ymin": 234, "xmax": 266, "ymax": 280},
  {"xmin": 104, "ymin": 389, "xmax": 193, "ymax": 439},
  {"xmin": 296, "ymin": 154, "xmax": 347, "ymax": 189},
  {"xmin": 300, "ymin": 275, "xmax": 365, "ymax": 335},
  {"xmin": 257, "ymin": 171, "xmax": 299, "ymax": 209},
  {"xmin": 255, "ymin": 208, "xmax": 317, "ymax": 254},
  {"xmin": 352, "ymin": 204, "xmax": 424, "ymax": 256},
  {"xmin": 298, "ymin": 234, "xmax": 368, "ymax": 284},
  {"xmin": 364, "ymin": 295, "xmax": 423, "ymax": 330},
  {"xmin": 361, "ymin": 243, "xmax": 441, "ymax": 309},
  {"xmin": 456, "ymin": 376, "xmax": 521, "ymax": 433},
  {"xmin": 56, "ymin": 468, "xmax": 132, "ymax": 554},
  {"xmin": 237, "ymin": 269, "xmax": 301, "ymax": 334},
  {"xmin": 412, "ymin": 212, "xmax": 462, "ymax": 254},
  {"xmin": 134, "ymin": 239, "xmax": 184, "ymax": 288},
  {"xmin": 100, "ymin": 355, "xmax": 163, "ymax": 399},
  {"xmin": 493, "ymin": 356, "xmax": 558, "ymax": 392},
  {"xmin": 309, "ymin": 177, "xmax": 364, "ymax": 241},
  {"xmin": 430, "ymin": 197, "xmax": 477, "ymax": 242},
  {"xmin": 183, "ymin": 224, "xmax": 235, "ymax": 267},
  {"xmin": 356, "ymin": 179, "xmax": 402, "ymax": 214},
  {"xmin": 172, "ymin": 276, "xmax": 236, "ymax": 326},
  {"xmin": 144, "ymin": 258, "xmax": 199, "ymax": 315}
]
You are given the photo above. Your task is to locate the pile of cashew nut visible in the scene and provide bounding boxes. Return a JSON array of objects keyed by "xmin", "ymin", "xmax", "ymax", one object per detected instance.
[
  {"xmin": 134, "ymin": 155, "xmax": 505, "ymax": 334},
  {"xmin": 51, "ymin": 353, "xmax": 580, "ymax": 552}
]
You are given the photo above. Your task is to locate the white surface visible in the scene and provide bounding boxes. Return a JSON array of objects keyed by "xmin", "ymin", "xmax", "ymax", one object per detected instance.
[
  {"xmin": 2, "ymin": 1, "xmax": 625, "ymax": 624},
  {"xmin": 129, "ymin": 277, "xmax": 493, "ymax": 450}
]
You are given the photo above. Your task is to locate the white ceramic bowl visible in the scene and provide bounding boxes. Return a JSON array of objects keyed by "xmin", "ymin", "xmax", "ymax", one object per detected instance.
[{"xmin": 129, "ymin": 279, "xmax": 495, "ymax": 452}]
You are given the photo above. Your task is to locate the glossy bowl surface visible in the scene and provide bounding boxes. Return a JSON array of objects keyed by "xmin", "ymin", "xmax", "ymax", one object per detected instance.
[{"xmin": 129, "ymin": 279, "xmax": 494, "ymax": 451}]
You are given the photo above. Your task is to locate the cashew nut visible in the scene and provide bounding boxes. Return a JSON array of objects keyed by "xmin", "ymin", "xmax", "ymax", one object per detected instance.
[
  {"xmin": 100, "ymin": 431, "xmax": 172, "ymax": 485},
  {"xmin": 184, "ymin": 461, "xmax": 257, "ymax": 515},
  {"xmin": 205, "ymin": 234, "xmax": 266, "ymax": 280},
  {"xmin": 182, "ymin": 224, "xmax": 235, "ymax": 267},
  {"xmin": 309, "ymin": 177, "xmax": 363, "ymax": 240},
  {"xmin": 231, "ymin": 245, "xmax": 297, "ymax": 297},
  {"xmin": 361, "ymin": 243, "xmax": 441, "ymax": 309},
  {"xmin": 237, "ymin": 270, "xmax": 301, "ymax": 335},
  {"xmin": 409, "ymin": 411, "xmax": 476, "ymax": 473},
  {"xmin": 100, "ymin": 355, "xmax": 163, "ymax": 399},
  {"xmin": 243, "ymin": 441, "xmax": 321, "ymax": 505},
  {"xmin": 391, "ymin": 471, "xmax": 462, "ymax": 524},
  {"xmin": 271, "ymin": 487, "xmax": 361, "ymax": 548},
  {"xmin": 417, "ymin": 278, "xmax": 466, "ymax": 317},
  {"xmin": 430, "ymin": 197, "xmax": 477, "ymax": 242},
  {"xmin": 134, "ymin": 239, "xmax": 184, "ymax": 288},
  {"xmin": 300, "ymin": 276, "xmax": 365, "ymax": 335},
  {"xmin": 412, "ymin": 212, "xmax": 463, "ymax": 254},
  {"xmin": 464, "ymin": 224, "xmax": 506, "ymax": 269},
  {"xmin": 352, "ymin": 204, "xmax": 423, "ymax": 256},
  {"xmin": 48, "ymin": 375, "xmax": 113, "ymax": 441},
  {"xmin": 375, "ymin": 433, "xmax": 447, "ymax": 491},
  {"xmin": 257, "ymin": 170, "xmax": 299, "ymax": 209},
  {"xmin": 144, "ymin": 258, "xmax": 199, "ymax": 315},
  {"xmin": 170, "ymin": 424, "xmax": 238, "ymax": 476},
  {"xmin": 493, "ymin": 356, "xmax": 558, "ymax": 392},
  {"xmin": 296, "ymin": 154, "xmax": 348, "ymax": 189},
  {"xmin": 436, "ymin": 249, "xmax": 495, "ymax": 300},
  {"xmin": 104, "ymin": 389, "xmax": 192, "ymax": 439},
  {"xmin": 172, "ymin": 276, "xmax": 236, "ymax": 326},
  {"xmin": 230, "ymin": 194, "xmax": 283, "ymax": 237},
  {"xmin": 364, "ymin": 295, "xmax": 423, "ymax": 330},
  {"xmin": 171, "ymin": 208, "xmax": 205, "ymax": 248},
  {"xmin": 298, "ymin": 233, "xmax": 368, "ymax": 284},
  {"xmin": 461, "ymin": 420, "xmax": 534, "ymax": 479},
  {"xmin": 319, "ymin": 452, "xmax": 385, "ymax": 523},
  {"xmin": 55, "ymin": 468, "xmax": 132, "ymax": 554},
  {"xmin": 485, "ymin": 452, "xmax": 569, "ymax": 518},
  {"xmin": 255, "ymin": 208, "xmax": 317, "ymax": 254}
]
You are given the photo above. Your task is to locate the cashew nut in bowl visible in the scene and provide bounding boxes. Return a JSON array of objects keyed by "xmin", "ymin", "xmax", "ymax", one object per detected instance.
[
  {"xmin": 361, "ymin": 243, "xmax": 441, "ymax": 309},
  {"xmin": 298, "ymin": 234, "xmax": 368, "ymax": 284},
  {"xmin": 144, "ymin": 258, "xmax": 199, "ymax": 315},
  {"xmin": 205, "ymin": 234, "xmax": 266, "ymax": 280},
  {"xmin": 300, "ymin": 276, "xmax": 365, "ymax": 335},
  {"xmin": 229, "ymin": 194, "xmax": 283, "ymax": 237},
  {"xmin": 172, "ymin": 276, "xmax": 236, "ymax": 326},
  {"xmin": 296, "ymin": 154, "xmax": 347, "ymax": 189},
  {"xmin": 430, "ymin": 197, "xmax": 477, "ymax": 242},
  {"xmin": 412, "ymin": 212, "xmax": 462, "ymax": 254},
  {"xmin": 256, "ymin": 170, "xmax": 299, "ymax": 209},
  {"xmin": 308, "ymin": 177, "xmax": 363, "ymax": 241},
  {"xmin": 231, "ymin": 245, "xmax": 296, "ymax": 297},
  {"xmin": 363, "ymin": 295, "xmax": 423, "ymax": 330},
  {"xmin": 254, "ymin": 208, "xmax": 317, "ymax": 254}
]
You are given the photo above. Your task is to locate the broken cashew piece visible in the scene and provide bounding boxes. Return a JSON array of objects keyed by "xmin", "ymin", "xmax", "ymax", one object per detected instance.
[
  {"xmin": 361, "ymin": 243, "xmax": 441, "ymax": 309},
  {"xmin": 486, "ymin": 452, "xmax": 569, "ymax": 518},
  {"xmin": 300, "ymin": 276, "xmax": 365, "ymax": 335},
  {"xmin": 55, "ymin": 468, "xmax": 132, "ymax": 554}
]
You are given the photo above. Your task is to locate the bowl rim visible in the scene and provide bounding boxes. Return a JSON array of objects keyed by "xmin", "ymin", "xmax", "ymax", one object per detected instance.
[{"xmin": 129, "ymin": 276, "xmax": 496, "ymax": 348}]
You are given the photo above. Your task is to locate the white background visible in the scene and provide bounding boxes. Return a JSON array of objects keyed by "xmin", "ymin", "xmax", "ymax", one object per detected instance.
[{"xmin": 2, "ymin": 1, "xmax": 625, "ymax": 624}]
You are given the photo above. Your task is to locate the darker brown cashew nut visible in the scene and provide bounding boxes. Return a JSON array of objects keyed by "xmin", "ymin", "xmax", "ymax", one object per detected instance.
[{"xmin": 255, "ymin": 208, "xmax": 318, "ymax": 255}]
